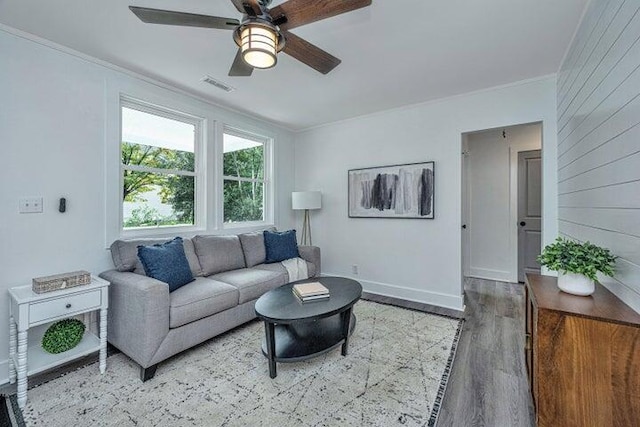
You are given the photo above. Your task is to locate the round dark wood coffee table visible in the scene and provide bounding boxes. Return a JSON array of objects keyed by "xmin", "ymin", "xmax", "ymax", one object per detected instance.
[{"xmin": 254, "ymin": 276, "xmax": 362, "ymax": 378}]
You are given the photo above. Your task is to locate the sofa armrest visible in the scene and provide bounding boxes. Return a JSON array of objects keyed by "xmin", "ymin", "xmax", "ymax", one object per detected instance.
[
  {"xmin": 99, "ymin": 270, "xmax": 170, "ymax": 368},
  {"xmin": 298, "ymin": 246, "xmax": 321, "ymax": 276}
]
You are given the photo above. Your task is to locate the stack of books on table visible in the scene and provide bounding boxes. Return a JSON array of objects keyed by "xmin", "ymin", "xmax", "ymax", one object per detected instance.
[{"xmin": 293, "ymin": 282, "xmax": 330, "ymax": 303}]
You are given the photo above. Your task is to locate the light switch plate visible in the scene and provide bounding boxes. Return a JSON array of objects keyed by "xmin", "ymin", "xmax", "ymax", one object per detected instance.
[{"xmin": 19, "ymin": 197, "xmax": 43, "ymax": 213}]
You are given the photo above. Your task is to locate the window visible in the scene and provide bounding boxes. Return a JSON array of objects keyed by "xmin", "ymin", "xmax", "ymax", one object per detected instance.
[
  {"xmin": 222, "ymin": 128, "xmax": 270, "ymax": 224},
  {"xmin": 120, "ymin": 100, "xmax": 201, "ymax": 230},
  {"xmin": 110, "ymin": 95, "xmax": 272, "ymax": 239}
]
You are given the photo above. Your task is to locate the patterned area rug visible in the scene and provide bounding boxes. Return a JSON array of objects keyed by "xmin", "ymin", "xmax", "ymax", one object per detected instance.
[{"xmin": 7, "ymin": 301, "xmax": 462, "ymax": 427}]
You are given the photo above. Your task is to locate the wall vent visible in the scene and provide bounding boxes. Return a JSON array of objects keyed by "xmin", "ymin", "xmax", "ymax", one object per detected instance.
[{"xmin": 201, "ymin": 75, "xmax": 235, "ymax": 92}]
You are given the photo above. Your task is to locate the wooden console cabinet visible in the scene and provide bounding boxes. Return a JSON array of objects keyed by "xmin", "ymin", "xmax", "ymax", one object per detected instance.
[{"xmin": 524, "ymin": 274, "xmax": 640, "ymax": 426}]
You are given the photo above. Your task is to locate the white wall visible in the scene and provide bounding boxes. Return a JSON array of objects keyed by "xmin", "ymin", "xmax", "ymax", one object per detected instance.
[
  {"xmin": 0, "ymin": 28, "xmax": 295, "ymax": 383},
  {"xmin": 294, "ymin": 77, "xmax": 558, "ymax": 311},
  {"xmin": 557, "ymin": 0, "xmax": 640, "ymax": 312},
  {"xmin": 466, "ymin": 124, "xmax": 541, "ymax": 282}
]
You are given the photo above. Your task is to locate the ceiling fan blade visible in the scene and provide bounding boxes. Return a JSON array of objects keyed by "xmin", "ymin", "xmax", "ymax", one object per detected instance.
[
  {"xmin": 129, "ymin": 6, "xmax": 239, "ymax": 30},
  {"xmin": 228, "ymin": 48, "xmax": 254, "ymax": 76},
  {"xmin": 269, "ymin": 0, "xmax": 371, "ymax": 31},
  {"xmin": 229, "ymin": 0, "xmax": 247, "ymax": 13},
  {"xmin": 229, "ymin": 0, "xmax": 261, "ymax": 16},
  {"xmin": 282, "ymin": 30, "xmax": 341, "ymax": 74}
]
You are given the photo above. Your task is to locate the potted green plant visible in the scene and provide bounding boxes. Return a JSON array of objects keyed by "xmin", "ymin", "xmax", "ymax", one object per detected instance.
[{"xmin": 537, "ymin": 237, "xmax": 617, "ymax": 296}]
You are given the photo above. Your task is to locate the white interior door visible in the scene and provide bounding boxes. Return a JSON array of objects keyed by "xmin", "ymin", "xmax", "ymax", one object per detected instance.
[{"xmin": 518, "ymin": 150, "xmax": 542, "ymax": 282}]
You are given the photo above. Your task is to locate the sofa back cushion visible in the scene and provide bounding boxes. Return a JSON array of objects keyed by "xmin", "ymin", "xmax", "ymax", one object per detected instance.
[
  {"xmin": 238, "ymin": 227, "xmax": 276, "ymax": 267},
  {"xmin": 193, "ymin": 234, "xmax": 246, "ymax": 276},
  {"xmin": 110, "ymin": 237, "xmax": 203, "ymax": 277}
]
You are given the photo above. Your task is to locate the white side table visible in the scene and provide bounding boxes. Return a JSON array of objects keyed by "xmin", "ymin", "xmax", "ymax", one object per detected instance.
[{"xmin": 8, "ymin": 276, "xmax": 109, "ymax": 409}]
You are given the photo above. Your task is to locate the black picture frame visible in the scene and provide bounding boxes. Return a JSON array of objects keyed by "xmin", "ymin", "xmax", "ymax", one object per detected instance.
[{"xmin": 348, "ymin": 161, "xmax": 435, "ymax": 219}]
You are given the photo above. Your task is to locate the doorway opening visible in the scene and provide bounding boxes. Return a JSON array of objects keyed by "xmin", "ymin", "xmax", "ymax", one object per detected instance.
[{"xmin": 461, "ymin": 122, "xmax": 542, "ymax": 285}]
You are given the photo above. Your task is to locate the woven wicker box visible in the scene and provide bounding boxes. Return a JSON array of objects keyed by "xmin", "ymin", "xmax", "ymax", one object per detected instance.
[{"xmin": 32, "ymin": 270, "xmax": 91, "ymax": 294}]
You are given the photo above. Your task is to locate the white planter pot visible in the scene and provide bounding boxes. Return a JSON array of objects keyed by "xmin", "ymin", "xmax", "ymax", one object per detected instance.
[{"xmin": 557, "ymin": 272, "xmax": 595, "ymax": 296}]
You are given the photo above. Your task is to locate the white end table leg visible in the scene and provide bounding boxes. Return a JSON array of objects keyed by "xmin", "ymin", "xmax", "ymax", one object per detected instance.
[
  {"xmin": 83, "ymin": 312, "xmax": 92, "ymax": 333},
  {"xmin": 99, "ymin": 308, "xmax": 107, "ymax": 374},
  {"xmin": 16, "ymin": 330, "xmax": 28, "ymax": 409},
  {"xmin": 9, "ymin": 316, "xmax": 16, "ymax": 383}
]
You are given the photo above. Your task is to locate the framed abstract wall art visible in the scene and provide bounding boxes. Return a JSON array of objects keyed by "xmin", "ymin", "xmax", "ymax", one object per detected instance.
[{"xmin": 348, "ymin": 161, "xmax": 435, "ymax": 219}]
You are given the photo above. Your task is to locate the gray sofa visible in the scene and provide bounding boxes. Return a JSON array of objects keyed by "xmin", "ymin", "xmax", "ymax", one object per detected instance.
[{"xmin": 99, "ymin": 230, "xmax": 320, "ymax": 381}]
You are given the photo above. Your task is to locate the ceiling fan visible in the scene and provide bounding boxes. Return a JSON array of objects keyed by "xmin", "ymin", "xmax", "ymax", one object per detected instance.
[{"xmin": 129, "ymin": 0, "xmax": 372, "ymax": 77}]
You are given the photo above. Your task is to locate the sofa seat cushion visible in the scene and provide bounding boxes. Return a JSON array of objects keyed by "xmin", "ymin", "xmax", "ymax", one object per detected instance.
[
  {"xmin": 193, "ymin": 235, "xmax": 246, "ymax": 276},
  {"xmin": 254, "ymin": 261, "xmax": 317, "ymax": 280},
  {"xmin": 169, "ymin": 277, "xmax": 239, "ymax": 328},
  {"xmin": 211, "ymin": 268, "xmax": 286, "ymax": 304}
]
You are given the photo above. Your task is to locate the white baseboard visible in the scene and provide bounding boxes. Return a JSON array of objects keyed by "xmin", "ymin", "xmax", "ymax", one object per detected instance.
[
  {"xmin": 468, "ymin": 267, "xmax": 514, "ymax": 283},
  {"xmin": 322, "ymin": 273, "xmax": 464, "ymax": 311}
]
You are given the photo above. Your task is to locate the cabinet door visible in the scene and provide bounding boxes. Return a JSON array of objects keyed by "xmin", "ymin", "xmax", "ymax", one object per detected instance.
[
  {"xmin": 531, "ymin": 307, "xmax": 537, "ymax": 412},
  {"xmin": 524, "ymin": 285, "xmax": 537, "ymax": 413},
  {"xmin": 536, "ymin": 313, "xmax": 640, "ymax": 426},
  {"xmin": 525, "ymin": 287, "xmax": 532, "ymax": 384}
]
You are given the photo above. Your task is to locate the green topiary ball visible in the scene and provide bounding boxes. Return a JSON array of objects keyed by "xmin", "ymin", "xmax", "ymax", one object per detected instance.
[{"xmin": 42, "ymin": 319, "xmax": 85, "ymax": 354}]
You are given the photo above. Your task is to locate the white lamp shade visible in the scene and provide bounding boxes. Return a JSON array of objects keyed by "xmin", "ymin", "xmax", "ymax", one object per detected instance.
[{"xmin": 292, "ymin": 191, "xmax": 322, "ymax": 210}]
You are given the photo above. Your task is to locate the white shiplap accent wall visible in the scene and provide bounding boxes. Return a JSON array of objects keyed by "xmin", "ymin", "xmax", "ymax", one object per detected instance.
[{"xmin": 557, "ymin": 0, "xmax": 640, "ymax": 312}]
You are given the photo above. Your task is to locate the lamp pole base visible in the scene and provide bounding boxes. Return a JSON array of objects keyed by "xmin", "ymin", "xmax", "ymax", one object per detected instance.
[{"xmin": 300, "ymin": 209, "xmax": 312, "ymax": 246}]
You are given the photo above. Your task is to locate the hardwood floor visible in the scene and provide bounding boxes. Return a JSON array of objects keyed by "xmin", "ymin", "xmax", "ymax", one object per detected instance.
[{"xmin": 438, "ymin": 277, "xmax": 535, "ymax": 427}]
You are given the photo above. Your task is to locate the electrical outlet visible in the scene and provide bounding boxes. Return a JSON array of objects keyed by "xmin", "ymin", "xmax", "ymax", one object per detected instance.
[
  {"xmin": 19, "ymin": 197, "xmax": 43, "ymax": 213},
  {"xmin": 352, "ymin": 264, "xmax": 358, "ymax": 275}
]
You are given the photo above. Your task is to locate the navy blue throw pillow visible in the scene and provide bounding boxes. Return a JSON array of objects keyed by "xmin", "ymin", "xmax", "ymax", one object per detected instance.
[
  {"xmin": 137, "ymin": 237, "xmax": 194, "ymax": 292},
  {"xmin": 264, "ymin": 230, "xmax": 300, "ymax": 263}
]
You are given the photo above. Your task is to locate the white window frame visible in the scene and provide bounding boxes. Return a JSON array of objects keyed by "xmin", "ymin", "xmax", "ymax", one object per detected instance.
[
  {"xmin": 221, "ymin": 125, "xmax": 274, "ymax": 229},
  {"xmin": 119, "ymin": 96, "xmax": 206, "ymax": 238}
]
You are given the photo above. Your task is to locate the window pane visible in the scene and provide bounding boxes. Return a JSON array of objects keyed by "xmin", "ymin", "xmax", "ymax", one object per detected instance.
[
  {"xmin": 122, "ymin": 107, "xmax": 195, "ymax": 152},
  {"xmin": 123, "ymin": 171, "xmax": 195, "ymax": 228},
  {"xmin": 122, "ymin": 142, "xmax": 195, "ymax": 172},
  {"xmin": 223, "ymin": 133, "xmax": 264, "ymax": 179},
  {"xmin": 223, "ymin": 180, "xmax": 264, "ymax": 223}
]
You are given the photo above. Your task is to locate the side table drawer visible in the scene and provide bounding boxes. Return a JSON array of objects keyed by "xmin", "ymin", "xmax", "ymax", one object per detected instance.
[{"xmin": 29, "ymin": 290, "xmax": 102, "ymax": 324}]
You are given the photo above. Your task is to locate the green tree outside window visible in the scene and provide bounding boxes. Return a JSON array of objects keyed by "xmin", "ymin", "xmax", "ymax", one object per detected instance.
[{"xmin": 223, "ymin": 138, "xmax": 265, "ymax": 223}]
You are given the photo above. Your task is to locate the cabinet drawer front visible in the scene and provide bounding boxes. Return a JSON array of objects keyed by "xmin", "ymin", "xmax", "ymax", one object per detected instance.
[{"xmin": 29, "ymin": 290, "xmax": 102, "ymax": 324}]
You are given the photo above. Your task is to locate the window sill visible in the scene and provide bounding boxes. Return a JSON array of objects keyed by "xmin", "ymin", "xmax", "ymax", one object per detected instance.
[
  {"xmin": 114, "ymin": 222, "xmax": 277, "ymax": 242},
  {"xmin": 222, "ymin": 221, "xmax": 275, "ymax": 233},
  {"xmin": 119, "ymin": 225, "xmax": 206, "ymax": 240}
]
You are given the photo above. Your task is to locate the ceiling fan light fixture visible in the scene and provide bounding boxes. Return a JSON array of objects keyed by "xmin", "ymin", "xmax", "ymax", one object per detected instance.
[
  {"xmin": 240, "ymin": 24, "xmax": 278, "ymax": 69},
  {"xmin": 130, "ymin": 0, "xmax": 373, "ymax": 76}
]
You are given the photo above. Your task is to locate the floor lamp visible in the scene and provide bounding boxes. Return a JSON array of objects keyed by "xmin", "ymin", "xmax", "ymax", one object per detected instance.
[{"xmin": 292, "ymin": 191, "xmax": 322, "ymax": 246}]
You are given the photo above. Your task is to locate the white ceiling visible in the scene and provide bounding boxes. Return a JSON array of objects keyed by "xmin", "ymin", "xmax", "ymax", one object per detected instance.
[{"xmin": 0, "ymin": 0, "xmax": 588, "ymax": 131}]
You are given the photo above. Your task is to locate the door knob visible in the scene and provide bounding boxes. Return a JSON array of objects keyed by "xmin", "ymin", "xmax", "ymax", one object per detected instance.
[
  {"xmin": 462, "ymin": 224, "xmax": 467, "ymax": 229},
  {"xmin": 520, "ymin": 221, "xmax": 526, "ymax": 227}
]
